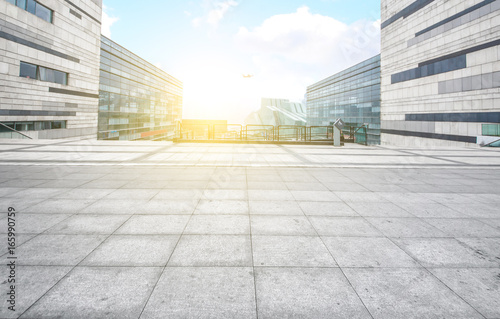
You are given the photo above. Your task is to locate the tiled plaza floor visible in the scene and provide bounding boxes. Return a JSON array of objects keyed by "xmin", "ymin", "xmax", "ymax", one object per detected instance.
[{"xmin": 0, "ymin": 139, "xmax": 499, "ymax": 318}]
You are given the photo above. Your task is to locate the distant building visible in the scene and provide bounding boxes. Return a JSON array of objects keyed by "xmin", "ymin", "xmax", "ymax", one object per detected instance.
[
  {"xmin": 98, "ymin": 36, "xmax": 183, "ymax": 141},
  {"xmin": 0, "ymin": 0, "xmax": 102, "ymax": 139},
  {"xmin": 0, "ymin": 1, "xmax": 182, "ymax": 141},
  {"xmin": 381, "ymin": 0, "xmax": 500, "ymax": 147},
  {"xmin": 245, "ymin": 98, "xmax": 306, "ymax": 126},
  {"xmin": 306, "ymin": 55, "xmax": 381, "ymax": 144}
]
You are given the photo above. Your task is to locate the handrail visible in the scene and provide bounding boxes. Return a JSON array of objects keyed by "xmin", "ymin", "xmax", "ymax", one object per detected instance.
[
  {"xmin": 483, "ymin": 137, "xmax": 500, "ymax": 147},
  {"xmin": 0, "ymin": 122, "xmax": 33, "ymax": 139},
  {"xmin": 175, "ymin": 123, "xmax": 368, "ymax": 144}
]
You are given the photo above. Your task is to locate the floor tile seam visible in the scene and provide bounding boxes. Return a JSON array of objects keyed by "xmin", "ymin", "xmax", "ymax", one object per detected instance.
[
  {"xmin": 291, "ymin": 173, "xmax": 375, "ymax": 319},
  {"xmin": 341, "ymin": 201, "xmax": 426, "ymax": 268},
  {"xmin": 378, "ymin": 231, "xmax": 496, "ymax": 317},
  {"xmin": 136, "ymin": 195, "xmax": 201, "ymax": 318},
  {"xmin": 11, "ymin": 264, "xmax": 500, "ymax": 269},
  {"xmin": 420, "ymin": 263, "xmax": 489, "ymax": 318},
  {"xmin": 6, "ymin": 162, "xmax": 500, "ymax": 169},
  {"xmin": 12, "ymin": 231, "xmax": 500, "ymax": 238},
  {"xmin": 16, "ymin": 212, "xmax": 137, "ymax": 318},
  {"xmin": 243, "ymin": 168, "xmax": 260, "ymax": 319},
  {"xmin": 343, "ymin": 191, "xmax": 455, "ymax": 238},
  {"xmin": 0, "ymin": 212, "xmax": 80, "ymax": 261}
]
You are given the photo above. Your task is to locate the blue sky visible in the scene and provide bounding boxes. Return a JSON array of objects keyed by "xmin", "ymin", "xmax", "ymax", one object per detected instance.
[{"xmin": 102, "ymin": 0, "xmax": 381, "ymax": 123}]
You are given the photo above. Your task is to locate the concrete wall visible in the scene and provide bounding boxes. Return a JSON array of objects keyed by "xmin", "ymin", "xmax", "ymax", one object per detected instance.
[
  {"xmin": 381, "ymin": 0, "xmax": 500, "ymax": 147},
  {"xmin": 0, "ymin": 0, "xmax": 102, "ymax": 139}
]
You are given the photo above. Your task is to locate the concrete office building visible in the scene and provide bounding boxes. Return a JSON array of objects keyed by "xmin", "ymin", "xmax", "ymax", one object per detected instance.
[
  {"xmin": 0, "ymin": 0, "xmax": 102, "ymax": 139},
  {"xmin": 381, "ymin": 0, "xmax": 500, "ymax": 147},
  {"xmin": 307, "ymin": 55, "xmax": 381, "ymax": 144},
  {"xmin": 98, "ymin": 36, "xmax": 183, "ymax": 141},
  {"xmin": 245, "ymin": 98, "xmax": 306, "ymax": 126}
]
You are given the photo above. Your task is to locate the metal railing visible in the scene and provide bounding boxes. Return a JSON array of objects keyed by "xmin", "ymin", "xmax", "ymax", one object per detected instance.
[
  {"xmin": 0, "ymin": 123, "xmax": 33, "ymax": 139},
  {"xmin": 177, "ymin": 123, "xmax": 368, "ymax": 145}
]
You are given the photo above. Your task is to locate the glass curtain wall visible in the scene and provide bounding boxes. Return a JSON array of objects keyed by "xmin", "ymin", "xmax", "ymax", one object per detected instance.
[
  {"xmin": 98, "ymin": 36, "xmax": 183, "ymax": 141},
  {"xmin": 306, "ymin": 55, "xmax": 381, "ymax": 144}
]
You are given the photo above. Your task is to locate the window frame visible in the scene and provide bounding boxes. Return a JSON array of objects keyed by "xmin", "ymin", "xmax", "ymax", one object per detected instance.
[
  {"xmin": 8, "ymin": 0, "xmax": 53, "ymax": 23},
  {"xmin": 19, "ymin": 62, "xmax": 68, "ymax": 85}
]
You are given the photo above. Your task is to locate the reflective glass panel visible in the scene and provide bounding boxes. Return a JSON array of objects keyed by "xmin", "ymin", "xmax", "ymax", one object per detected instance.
[
  {"xmin": 20, "ymin": 62, "xmax": 37, "ymax": 79},
  {"xmin": 53, "ymin": 70, "xmax": 67, "ymax": 85},
  {"xmin": 35, "ymin": 2, "xmax": 52, "ymax": 22},
  {"xmin": 16, "ymin": 0, "xmax": 26, "ymax": 10},
  {"xmin": 26, "ymin": 0, "xmax": 36, "ymax": 14}
]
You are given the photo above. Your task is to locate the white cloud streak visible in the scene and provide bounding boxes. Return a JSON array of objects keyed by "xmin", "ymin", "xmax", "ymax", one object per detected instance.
[
  {"xmin": 101, "ymin": 5, "xmax": 119, "ymax": 38},
  {"xmin": 192, "ymin": 0, "xmax": 239, "ymax": 28},
  {"xmin": 235, "ymin": 6, "xmax": 381, "ymax": 101}
]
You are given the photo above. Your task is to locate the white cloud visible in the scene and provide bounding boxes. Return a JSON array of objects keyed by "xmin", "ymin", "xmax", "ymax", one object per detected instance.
[
  {"xmin": 235, "ymin": 7, "xmax": 381, "ymax": 101},
  {"xmin": 101, "ymin": 5, "xmax": 119, "ymax": 38},
  {"xmin": 192, "ymin": 0, "xmax": 239, "ymax": 28}
]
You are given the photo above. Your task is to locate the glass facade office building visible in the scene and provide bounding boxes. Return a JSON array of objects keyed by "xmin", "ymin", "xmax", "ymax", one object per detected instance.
[
  {"xmin": 245, "ymin": 98, "xmax": 306, "ymax": 126},
  {"xmin": 306, "ymin": 55, "xmax": 381, "ymax": 144},
  {"xmin": 99, "ymin": 36, "xmax": 183, "ymax": 141}
]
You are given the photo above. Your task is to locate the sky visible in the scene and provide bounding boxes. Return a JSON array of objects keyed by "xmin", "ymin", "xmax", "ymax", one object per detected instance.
[{"xmin": 101, "ymin": 0, "xmax": 381, "ymax": 123}]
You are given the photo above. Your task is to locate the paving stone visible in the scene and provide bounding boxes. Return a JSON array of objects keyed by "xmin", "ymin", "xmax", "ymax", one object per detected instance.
[
  {"xmin": 366, "ymin": 217, "xmax": 447, "ymax": 238},
  {"xmin": 250, "ymin": 216, "xmax": 316, "ymax": 235},
  {"xmin": 424, "ymin": 218, "xmax": 500, "ymax": 237},
  {"xmin": 79, "ymin": 199, "xmax": 150, "ymax": 214},
  {"xmin": 323, "ymin": 237, "xmax": 419, "ymax": 267},
  {"xmin": 194, "ymin": 200, "xmax": 248, "ymax": 215},
  {"xmin": 249, "ymin": 200, "xmax": 303, "ymax": 215},
  {"xmin": 201, "ymin": 189, "xmax": 247, "ymax": 200},
  {"xmin": 53, "ymin": 188, "xmax": 115, "ymax": 200},
  {"xmin": 0, "ymin": 213, "xmax": 71, "ymax": 234},
  {"xmin": 456, "ymin": 237, "xmax": 500, "ymax": 263},
  {"xmin": 23, "ymin": 199, "xmax": 96, "ymax": 214},
  {"xmin": 152, "ymin": 188, "xmax": 204, "ymax": 199},
  {"xmin": 46, "ymin": 214, "xmax": 131, "ymax": 234},
  {"xmin": 291, "ymin": 190, "xmax": 341, "ymax": 201},
  {"xmin": 344, "ymin": 268, "xmax": 484, "ymax": 319},
  {"xmin": 15, "ymin": 234, "xmax": 106, "ymax": 266},
  {"xmin": 82, "ymin": 235, "xmax": 179, "ymax": 266},
  {"xmin": 348, "ymin": 202, "xmax": 414, "ymax": 217},
  {"xmin": 429, "ymin": 268, "xmax": 500, "ymax": 318},
  {"xmin": 2, "ymin": 141, "xmax": 500, "ymax": 317},
  {"xmin": 443, "ymin": 202, "xmax": 500, "ymax": 218},
  {"xmin": 309, "ymin": 217, "xmax": 383, "ymax": 236},
  {"xmin": 168, "ymin": 235, "xmax": 252, "ymax": 267},
  {"xmin": 247, "ymin": 181, "xmax": 287, "ymax": 190},
  {"xmin": 0, "ymin": 233, "xmax": 37, "ymax": 255},
  {"xmin": 141, "ymin": 267, "xmax": 257, "ymax": 319},
  {"xmin": 255, "ymin": 268, "xmax": 372, "ymax": 319},
  {"xmin": 394, "ymin": 202, "xmax": 466, "ymax": 218},
  {"xmin": 103, "ymin": 189, "xmax": 160, "ymax": 200},
  {"xmin": 253, "ymin": 235, "xmax": 337, "ymax": 267},
  {"xmin": 0, "ymin": 266, "xmax": 72, "ymax": 318},
  {"xmin": 140, "ymin": 199, "xmax": 197, "ymax": 214},
  {"xmin": 184, "ymin": 215, "xmax": 250, "ymax": 234},
  {"xmin": 9, "ymin": 188, "xmax": 69, "ymax": 199},
  {"xmin": 394, "ymin": 238, "xmax": 500, "ymax": 267},
  {"xmin": 335, "ymin": 191, "xmax": 389, "ymax": 202},
  {"xmin": 248, "ymin": 190, "xmax": 294, "ymax": 201},
  {"xmin": 115, "ymin": 215, "xmax": 190, "ymax": 234},
  {"xmin": 298, "ymin": 201, "xmax": 358, "ymax": 216},
  {"xmin": 21, "ymin": 267, "xmax": 161, "ymax": 319}
]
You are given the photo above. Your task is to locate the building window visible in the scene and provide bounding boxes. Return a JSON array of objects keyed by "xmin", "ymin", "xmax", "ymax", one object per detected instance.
[
  {"xmin": 0, "ymin": 121, "xmax": 67, "ymax": 132},
  {"xmin": 482, "ymin": 124, "xmax": 500, "ymax": 137},
  {"xmin": 7, "ymin": 0, "xmax": 53, "ymax": 23},
  {"xmin": 20, "ymin": 62, "xmax": 68, "ymax": 85},
  {"xmin": 19, "ymin": 62, "xmax": 37, "ymax": 79}
]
